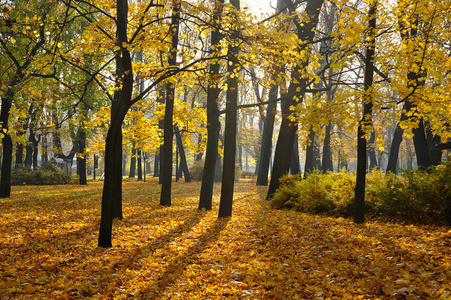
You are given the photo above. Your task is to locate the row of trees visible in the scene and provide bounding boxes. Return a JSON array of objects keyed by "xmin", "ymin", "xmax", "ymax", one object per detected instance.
[{"xmin": 1, "ymin": 0, "xmax": 450, "ymax": 247}]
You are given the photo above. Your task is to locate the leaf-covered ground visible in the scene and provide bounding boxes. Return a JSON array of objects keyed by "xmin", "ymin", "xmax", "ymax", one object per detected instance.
[{"xmin": 1, "ymin": 179, "xmax": 450, "ymax": 299}]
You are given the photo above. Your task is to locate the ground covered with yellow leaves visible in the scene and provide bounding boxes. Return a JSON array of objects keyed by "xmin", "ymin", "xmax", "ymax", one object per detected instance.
[{"xmin": 1, "ymin": 179, "xmax": 451, "ymax": 299}]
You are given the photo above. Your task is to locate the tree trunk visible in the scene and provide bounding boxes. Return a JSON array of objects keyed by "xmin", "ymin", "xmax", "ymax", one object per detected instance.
[
  {"xmin": 267, "ymin": 0, "xmax": 324, "ymax": 198},
  {"xmin": 129, "ymin": 147, "xmax": 136, "ymax": 178},
  {"xmin": 256, "ymin": 82, "xmax": 278, "ymax": 186},
  {"xmin": 154, "ymin": 153, "xmax": 160, "ymax": 177},
  {"xmin": 386, "ymin": 107, "xmax": 407, "ymax": 174},
  {"xmin": 368, "ymin": 131, "xmax": 378, "ymax": 170},
  {"xmin": 198, "ymin": 0, "xmax": 224, "ymax": 210},
  {"xmin": 175, "ymin": 126, "xmax": 191, "ymax": 183},
  {"xmin": 304, "ymin": 126, "xmax": 317, "ymax": 178},
  {"xmin": 322, "ymin": 123, "xmax": 333, "ymax": 173},
  {"xmin": 160, "ymin": 0, "xmax": 181, "ymax": 206},
  {"xmin": 354, "ymin": 0, "xmax": 376, "ymax": 224},
  {"xmin": 98, "ymin": 0, "xmax": 133, "ymax": 248},
  {"xmin": 290, "ymin": 134, "xmax": 301, "ymax": 175},
  {"xmin": 137, "ymin": 150, "xmax": 143, "ymax": 180},
  {"xmin": 218, "ymin": 0, "xmax": 240, "ymax": 218},
  {"xmin": 15, "ymin": 144, "xmax": 24, "ymax": 169}
]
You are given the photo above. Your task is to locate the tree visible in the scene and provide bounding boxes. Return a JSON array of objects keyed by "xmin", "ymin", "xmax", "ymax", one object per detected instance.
[
  {"xmin": 354, "ymin": 0, "xmax": 376, "ymax": 224},
  {"xmin": 218, "ymin": 0, "xmax": 240, "ymax": 218},
  {"xmin": 160, "ymin": 0, "xmax": 182, "ymax": 207},
  {"xmin": 0, "ymin": 0, "xmax": 63, "ymax": 198},
  {"xmin": 267, "ymin": 0, "xmax": 325, "ymax": 199},
  {"xmin": 198, "ymin": 0, "xmax": 225, "ymax": 210}
]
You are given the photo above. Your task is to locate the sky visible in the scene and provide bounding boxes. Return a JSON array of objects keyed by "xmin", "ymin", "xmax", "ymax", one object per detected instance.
[{"xmin": 241, "ymin": 0, "xmax": 276, "ymax": 16}]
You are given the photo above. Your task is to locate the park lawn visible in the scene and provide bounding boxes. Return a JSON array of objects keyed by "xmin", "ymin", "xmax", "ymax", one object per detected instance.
[{"xmin": 0, "ymin": 179, "xmax": 451, "ymax": 299}]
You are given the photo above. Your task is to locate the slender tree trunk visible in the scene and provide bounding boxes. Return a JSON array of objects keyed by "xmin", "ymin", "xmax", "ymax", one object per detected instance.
[
  {"xmin": 175, "ymin": 126, "xmax": 191, "ymax": 182},
  {"xmin": 154, "ymin": 154, "xmax": 160, "ymax": 177},
  {"xmin": 160, "ymin": 0, "xmax": 181, "ymax": 206},
  {"xmin": 304, "ymin": 126, "xmax": 317, "ymax": 178},
  {"xmin": 218, "ymin": 0, "xmax": 240, "ymax": 218},
  {"xmin": 368, "ymin": 131, "xmax": 378, "ymax": 170},
  {"xmin": 15, "ymin": 144, "xmax": 24, "ymax": 169},
  {"xmin": 386, "ymin": 104, "xmax": 407, "ymax": 174},
  {"xmin": 129, "ymin": 147, "xmax": 136, "ymax": 178},
  {"xmin": 137, "ymin": 150, "xmax": 142, "ymax": 180},
  {"xmin": 256, "ymin": 82, "xmax": 278, "ymax": 186},
  {"xmin": 198, "ymin": 0, "xmax": 224, "ymax": 210},
  {"xmin": 78, "ymin": 127, "xmax": 87, "ymax": 185},
  {"xmin": 290, "ymin": 134, "xmax": 301, "ymax": 175},
  {"xmin": 354, "ymin": 0, "xmax": 376, "ymax": 224},
  {"xmin": 98, "ymin": 0, "xmax": 133, "ymax": 247},
  {"xmin": 321, "ymin": 123, "xmax": 333, "ymax": 173}
]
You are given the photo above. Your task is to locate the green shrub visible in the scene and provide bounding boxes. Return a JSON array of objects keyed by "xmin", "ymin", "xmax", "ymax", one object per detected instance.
[
  {"xmin": 376, "ymin": 163, "xmax": 451, "ymax": 225},
  {"xmin": 188, "ymin": 160, "xmax": 205, "ymax": 181},
  {"xmin": 270, "ymin": 162, "xmax": 451, "ymax": 225},
  {"xmin": 270, "ymin": 171, "xmax": 356, "ymax": 216},
  {"xmin": 11, "ymin": 164, "xmax": 71, "ymax": 185}
]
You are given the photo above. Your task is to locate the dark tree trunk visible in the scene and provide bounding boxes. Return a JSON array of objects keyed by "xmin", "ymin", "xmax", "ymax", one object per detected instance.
[
  {"xmin": 160, "ymin": 0, "xmax": 181, "ymax": 206},
  {"xmin": 198, "ymin": 0, "xmax": 224, "ymax": 210},
  {"xmin": 77, "ymin": 126, "xmax": 87, "ymax": 185},
  {"xmin": 0, "ymin": 88, "xmax": 14, "ymax": 198},
  {"xmin": 256, "ymin": 82, "xmax": 278, "ymax": 186},
  {"xmin": 354, "ymin": 0, "xmax": 376, "ymax": 224},
  {"xmin": 137, "ymin": 150, "xmax": 142, "ymax": 180},
  {"xmin": 31, "ymin": 132, "xmax": 40, "ymax": 170},
  {"xmin": 25, "ymin": 138, "xmax": 33, "ymax": 168},
  {"xmin": 15, "ymin": 144, "xmax": 24, "ymax": 169},
  {"xmin": 154, "ymin": 154, "xmax": 160, "ymax": 177},
  {"xmin": 129, "ymin": 147, "xmax": 136, "ymax": 178},
  {"xmin": 304, "ymin": 126, "xmax": 317, "ymax": 178},
  {"xmin": 411, "ymin": 117, "xmax": 431, "ymax": 169},
  {"xmin": 386, "ymin": 106, "xmax": 407, "ymax": 174},
  {"xmin": 175, "ymin": 126, "xmax": 191, "ymax": 183},
  {"xmin": 322, "ymin": 123, "xmax": 333, "ymax": 173},
  {"xmin": 218, "ymin": 0, "xmax": 240, "ymax": 218},
  {"xmin": 267, "ymin": 0, "xmax": 324, "ymax": 198},
  {"xmin": 196, "ymin": 133, "xmax": 203, "ymax": 161},
  {"xmin": 368, "ymin": 131, "xmax": 378, "ymax": 170},
  {"xmin": 290, "ymin": 134, "xmax": 301, "ymax": 175},
  {"xmin": 41, "ymin": 135, "xmax": 48, "ymax": 165},
  {"xmin": 98, "ymin": 0, "xmax": 133, "ymax": 248}
]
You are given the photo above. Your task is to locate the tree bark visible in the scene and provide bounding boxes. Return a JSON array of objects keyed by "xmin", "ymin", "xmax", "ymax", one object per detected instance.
[
  {"xmin": 290, "ymin": 134, "xmax": 301, "ymax": 175},
  {"xmin": 98, "ymin": 0, "xmax": 133, "ymax": 247},
  {"xmin": 129, "ymin": 147, "xmax": 136, "ymax": 178},
  {"xmin": 160, "ymin": 0, "xmax": 181, "ymax": 206},
  {"xmin": 175, "ymin": 126, "xmax": 191, "ymax": 183},
  {"xmin": 354, "ymin": 0, "xmax": 376, "ymax": 224},
  {"xmin": 218, "ymin": 0, "xmax": 240, "ymax": 218},
  {"xmin": 267, "ymin": 0, "xmax": 324, "ymax": 198},
  {"xmin": 198, "ymin": 0, "xmax": 224, "ymax": 210},
  {"xmin": 321, "ymin": 123, "xmax": 333, "ymax": 173},
  {"xmin": 256, "ymin": 81, "xmax": 278, "ymax": 186}
]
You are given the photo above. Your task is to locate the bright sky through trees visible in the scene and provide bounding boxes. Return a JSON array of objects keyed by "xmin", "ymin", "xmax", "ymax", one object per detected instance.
[{"xmin": 242, "ymin": 0, "xmax": 275, "ymax": 15}]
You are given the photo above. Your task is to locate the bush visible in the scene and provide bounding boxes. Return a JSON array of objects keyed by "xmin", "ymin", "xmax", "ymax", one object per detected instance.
[
  {"xmin": 188, "ymin": 160, "xmax": 205, "ymax": 181},
  {"xmin": 270, "ymin": 162, "xmax": 451, "ymax": 225},
  {"xmin": 11, "ymin": 164, "xmax": 71, "ymax": 185},
  {"xmin": 270, "ymin": 171, "xmax": 353, "ymax": 215},
  {"xmin": 376, "ymin": 163, "xmax": 451, "ymax": 225}
]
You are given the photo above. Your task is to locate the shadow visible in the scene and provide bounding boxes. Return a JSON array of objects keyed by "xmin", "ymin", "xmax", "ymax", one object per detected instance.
[{"xmin": 146, "ymin": 217, "xmax": 231, "ymax": 299}]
